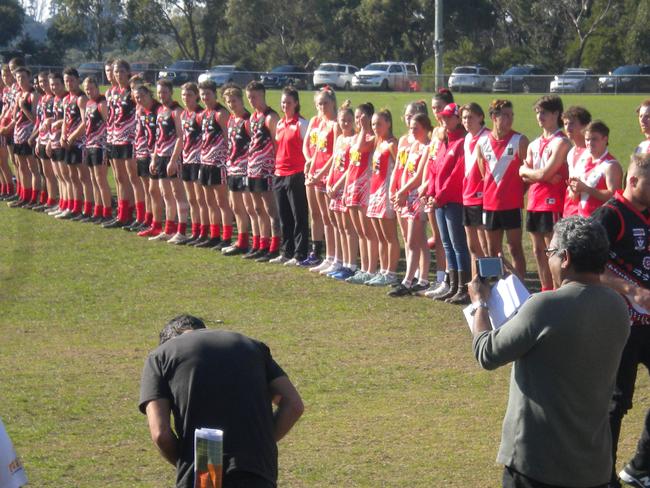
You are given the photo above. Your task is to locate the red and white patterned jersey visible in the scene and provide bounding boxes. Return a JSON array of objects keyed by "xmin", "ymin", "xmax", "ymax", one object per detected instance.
[
  {"xmin": 563, "ymin": 145, "xmax": 590, "ymax": 217},
  {"xmin": 13, "ymin": 88, "xmax": 36, "ymax": 144},
  {"xmin": 527, "ymin": 129, "xmax": 569, "ymax": 212},
  {"xmin": 579, "ymin": 150, "xmax": 619, "ymax": 217},
  {"xmin": 248, "ymin": 107, "xmax": 277, "ymax": 177},
  {"xmin": 478, "ymin": 130, "xmax": 524, "ymax": 211},
  {"xmin": 636, "ymin": 138, "xmax": 650, "ymax": 155},
  {"xmin": 62, "ymin": 92, "xmax": 85, "ymax": 148},
  {"xmin": 49, "ymin": 93, "xmax": 67, "ymax": 150},
  {"xmin": 200, "ymin": 105, "xmax": 228, "ymax": 166},
  {"xmin": 135, "ymin": 101, "xmax": 160, "ymax": 159},
  {"xmin": 105, "ymin": 86, "xmax": 118, "ymax": 144},
  {"xmin": 112, "ymin": 86, "xmax": 136, "ymax": 145},
  {"xmin": 226, "ymin": 111, "xmax": 250, "ymax": 177},
  {"xmin": 181, "ymin": 106, "xmax": 203, "ymax": 165},
  {"xmin": 36, "ymin": 94, "xmax": 54, "ymax": 145},
  {"xmin": 84, "ymin": 95, "xmax": 106, "ymax": 149},
  {"xmin": 463, "ymin": 126, "xmax": 489, "ymax": 206},
  {"xmin": 155, "ymin": 103, "xmax": 180, "ymax": 158}
]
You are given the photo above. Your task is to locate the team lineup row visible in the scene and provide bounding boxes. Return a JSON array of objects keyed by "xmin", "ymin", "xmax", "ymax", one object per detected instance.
[{"xmin": 1, "ymin": 57, "xmax": 649, "ymax": 301}]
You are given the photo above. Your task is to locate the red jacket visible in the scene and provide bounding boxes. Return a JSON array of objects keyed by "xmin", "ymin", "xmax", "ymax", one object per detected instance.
[{"xmin": 427, "ymin": 127, "xmax": 466, "ymax": 206}]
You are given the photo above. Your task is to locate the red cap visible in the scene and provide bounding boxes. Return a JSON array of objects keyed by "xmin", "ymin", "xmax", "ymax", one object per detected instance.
[{"xmin": 439, "ymin": 103, "xmax": 459, "ymax": 117}]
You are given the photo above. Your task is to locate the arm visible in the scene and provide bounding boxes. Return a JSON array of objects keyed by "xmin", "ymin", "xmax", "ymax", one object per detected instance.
[
  {"xmin": 569, "ymin": 161, "xmax": 623, "ymax": 203},
  {"xmin": 21, "ymin": 91, "xmax": 39, "ymax": 124},
  {"xmin": 601, "ymin": 267, "xmax": 650, "ymax": 310},
  {"xmin": 167, "ymin": 107, "xmax": 184, "ymax": 176},
  {"xmin": 302, "ymin": 117, "xmax": 317, "ymax": 171},
  {"xmin": 266, "ymin": 111, "xmax": 279, "ymax": 150},
  {"xmin": 98, "ymin": 100, "xmax": 108, "ymax": 121},
  {"xmin": 269, "ymin": 376, "xmax": 304, "ymax": 442},
  {"xmin": 145, "ymin": 399, "xmax": 180, "ymax": 466},
  {"xmin": 520, "ymin": 138, "xmax": 570, "ymax": 183}
]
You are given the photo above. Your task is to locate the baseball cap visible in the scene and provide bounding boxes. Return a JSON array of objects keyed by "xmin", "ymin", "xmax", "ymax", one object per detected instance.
[{"xmin": 439, "ymin": 103, "xmax": 459, "ymax": 117}]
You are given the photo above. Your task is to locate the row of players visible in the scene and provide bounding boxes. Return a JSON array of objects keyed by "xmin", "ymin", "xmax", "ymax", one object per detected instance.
[{"xmin": 1, "ymin": 57, "xmax": 649, "ymax": 301}]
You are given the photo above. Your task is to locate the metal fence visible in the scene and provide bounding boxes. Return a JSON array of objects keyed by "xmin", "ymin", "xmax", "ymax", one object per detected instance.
[{"xmin": 25, "ymin": 66, "xmax": 650, "ymax": 95}]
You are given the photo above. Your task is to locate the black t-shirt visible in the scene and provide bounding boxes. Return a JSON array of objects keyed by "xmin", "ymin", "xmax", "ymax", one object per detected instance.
[{"xmin": 139, "ymin": 329, "xmax": 286, "ymax": 488}]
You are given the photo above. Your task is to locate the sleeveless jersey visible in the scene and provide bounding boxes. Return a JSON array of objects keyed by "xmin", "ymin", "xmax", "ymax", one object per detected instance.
[
  {"xmin": 105, "ymin": 86, "xmax": 118, "ymax": 144},
  {"xmin": 563, "ymin": 145, "xmax": 590, "ymax": 217},
  {"xmin": 400, "ymin": 140, "xmax": 428, "ymax": 217},
  {"xmin": 13, "ymin": 88, "xmax": 35, "ymax": 144},
  {"xmin": 49, "ymin": 93, "xmax": 67, "ymax": 150},
  {"xmin": 248, "ymin": 107, "xmax": 277, "ymax": 178},
  {"xmin": 305, "ymin": 116, "xmax": 321, "ymax": 160},
  {"xmin": 155, "ymin": 103, "xmax": 180, "ymax": 157},
  {"xmin": 112, "ymin": 86, "xmax": 136, "ymax": 145},
  {"xmin": 36, "ymin": 94, "xmax": 54, "ymax": 145},
  {"xmin": 311, "ymin": 118, "xmax": 334, "ymax": 174},
  {"xmin": 391, "ymin": 139, "xmax": 410, "ymax": 195},
  {"xmin": 135, "ymin": 102, "xmax": 160, "ymax": 159},
  {"xmin": 84, "ymin": 95, "xmax": 106, "ymax": 149},
  {"xmin": 578, "ymin": 150, "xmax": 619, "ymax": 217},
  {"xmin": 463, "ymin": 126, "xmax": 489, "ymax": 206},
  {"xmin": 636, "ymin": 139, "xmax": 650, "ymax": 155},
  {"xmin": 181, "ymin": 106, "xmax": 204, "ymax": 165},
  {"xmin": 328, "ymin": 134, "xmax": 352, "ymax": 188},
  {"xmin": 0, "ymin": 87, "xmax": 12, "ymax": 127},
  {"xmin": 200, "ymin": 105, "xmax": 228, "ymax": 166},
  {"xmin": 62, "ymin": 92, "xmax": 85, "ymax": 147},
  {"xmin": 367, "ymin": 139, "xmax": 396, "ymax": 219},
  {"xmin": 226, "ymin": 111, "xmax": 251, "ymax": 177},
  {"xmin": 594, "ymin": 191, "xmax": 650, "ymax": 326},
  {"xmin": 527, "ymin": 129, "xmax": 569, "ymax": 212},
  {"xmin": 479, "ymin": 131, "xmax": 524, "ymax": 211},
  {"xmin": 275, "ymin": 114, "xmax": 307, "ymax": 176}
]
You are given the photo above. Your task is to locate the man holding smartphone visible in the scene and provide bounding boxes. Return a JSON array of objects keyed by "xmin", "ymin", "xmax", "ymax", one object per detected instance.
[{"xmin": 469, "ymin": 216, "xmax": 630, "ymax": 488}]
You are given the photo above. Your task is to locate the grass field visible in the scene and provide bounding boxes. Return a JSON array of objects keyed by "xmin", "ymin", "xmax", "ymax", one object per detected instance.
[{"xmin": 1, "ymin": 93, "xmax": 649, "ymax": 487}]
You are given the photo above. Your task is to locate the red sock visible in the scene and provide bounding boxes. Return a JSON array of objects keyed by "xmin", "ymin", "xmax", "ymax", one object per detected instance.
[
  {"xmin": 145, "ymin": 212, "xmax": 153, "ymax": 226},
  {"xmin": 135, "ymin": 201, "xmax": 146, "ymax": 223},
  {"xmin": 0, "ymin": 183, "xmax": 5, "ymax": 195},
  {"xmin": 73, "ymin": 200, "xmax": 82, "ymax": 214},
  {"xmin": 17, "ymin": 183, "xmax": 23, "ymax": 199},
  {"xmin": 237, "ymin": 232, "xmax": 249, "ymax": 249},
  {"xmin": 103, "ymin": 206, "xmax": 113, "ymax": 218},
  {"xmin": 93, "ymin": 204, "xmax": 103, "ymax": 218},
  {"xmin": 177, "ymin": 222, "xmax": 187, "ymax": 235},
  {"xmin": 59, "ymin": 198, "xmax": 65, "ymax": 210},
  {"xmin": 269, "ymin": 236, "xmax": 281, "ymax": 253},
  {"xmin": 223, "ymin": 225, "xmax": 233, "ymax": 241},
  {"xmin": 46, "ymin": 197, "xmax": 56, "ymax": 206},
  {"xmin": 541, "ymin": 286, "xmax": 554, "ymax": 292},
  {"xmin": 119, "ymin": 200, "xmax": 131, "ymax": 222},
  {"xmin": 152, "ymin": 220, "xmax": 163, "ymax": 231},
  {"xmin": 200, "ymin": 224, "xmax": 209, "ymax": 238},
  {"xmin": 83, "ymin": 201, "xmax": 93, "ymax": 216},
  {"xmin": 210, "ymin": 224, "xmax": 221, "ymax": 239},
  {"xmin": 30, "ymin": 190, "xmax": 39, "ymax": 204},
  {"xmin": 8, "ymin": 183, "xmax": 14, "ymax": 195},
  {"xmin": 24, "ymin": 188, "xmax": 33, "ymax": 203},
  {"xmin": 40, "ymin": 191, "xmax": 48, "ymax": 204},
  {"xmin": 164, "ymin": 220, "xmax": 176, "ymax": 234},
  {"xmin": 191, "ymin": 222, "xmax": 201, "ymax": 238},
  {"xmin": 252, "ymin": 235, "xmax": 260, "ymax": 250},
  {"xmin": 259, "ymin": 236, "xmax": 270, "ymax": 250},
  {"xmin": 116, "ymin": 200, "xmax": 123, "ymax": 220}
]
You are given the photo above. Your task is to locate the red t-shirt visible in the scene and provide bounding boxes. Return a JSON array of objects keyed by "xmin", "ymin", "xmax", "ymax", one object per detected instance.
[{"xmin": 479, "ymin": 130, "xmax": 525, "ymax": 211}]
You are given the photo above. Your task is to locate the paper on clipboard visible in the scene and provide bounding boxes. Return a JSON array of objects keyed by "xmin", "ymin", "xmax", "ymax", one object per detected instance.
[{"xmin": 463, "ymin": 274, "xmax": 531, "ymax": 329}]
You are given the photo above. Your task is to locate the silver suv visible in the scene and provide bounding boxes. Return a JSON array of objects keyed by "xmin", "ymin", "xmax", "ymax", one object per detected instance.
[
  {"xmin": 313, "ymin": 63, "xmax": 359, "ymax": 90},
  {"xmin": 352, "ymin": 61, "xmax": 418, "ymax": 91},
  {"xmin": 448, "ymin": 65, "xmax": 494, "ymax": 92}
]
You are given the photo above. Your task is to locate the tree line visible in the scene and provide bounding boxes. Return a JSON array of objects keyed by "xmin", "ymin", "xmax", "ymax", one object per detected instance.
[{"xmin": 2, "ymin": 0, "xmax": 650, "ymax": 74}]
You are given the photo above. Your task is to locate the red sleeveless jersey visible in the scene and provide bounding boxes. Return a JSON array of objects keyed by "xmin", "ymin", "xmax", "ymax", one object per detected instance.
[
  {"xmin": 636, "ymin": 139, "xmax": 650, "ymax": 155},
  {"xmin": 563, "ymin": 145, "xmax": 589, "ymax": 217},
  {"xmin": 311, "ymin": 118, "xmax": 334, "ymax": 174},
  {"xmin": 479, "ymin": 130, "xmax": 524, "ymax": 211},
  {"xmin": 579, "ymin": 150, "xmax": 618, "ymax": 217},
  {"xmin": 527, "ymin": 130, "xmax": 568, "ymax": 212},
  {"xmin": 463, "ymin": 126, "xmax": 489, "ymax": 206}
]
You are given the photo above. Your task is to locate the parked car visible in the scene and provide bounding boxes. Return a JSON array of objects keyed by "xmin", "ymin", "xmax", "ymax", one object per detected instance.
[
  {"xmin": 351, "ymin": 62, "xmax": 416, "ymax": 91},
  {"xmin": 598, "ymin": 64, "xmax": 650, "ymax": 93},
  {"xmin": 259, "ymin": 65, "xmax": 311, "ymax": 89},
  {"xmin": 131, "ymin": 62, "xmax": 160, "ymax": 84},
  {"xmin": 448, "ymin": 65, "xmax": 493, "ymax": 92},
  {"xmin": 158, "ymin": 60, "xmax": 207, "ymax": 85},
  {"xmin": 313, "ymin": 63, "xmax": 359, "ymax": 90},
  {"xmin": 550, "ymin": 68, "xmax": 598, "ymax": 93},
  {"xmin": 198, "ymin": 65, "xmax": 255, "ymax": 87},
  {"xmin": 492, "ymin": 65, "xmax": 550, "ymax": 93},
  {"xmin": 77, "ymin": 62, "xmax": 105, "ymax": 83}
]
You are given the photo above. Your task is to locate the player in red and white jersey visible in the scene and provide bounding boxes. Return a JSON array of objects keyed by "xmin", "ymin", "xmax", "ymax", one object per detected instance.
[
  {"xmin": 636, "ymin": 99, "xmax": 650, "ymax": 154},
  {"xmin": 0, "ymin": 63, "xmax": 19, "ymax": 204},
  {"xmin": 221, "ymin": 84, "xmax": 253, "ymax": 255},
  {"xmin": 150, "ymin": 79, "xmax": 187, "ymax": 241},
  {"xmin": 0, "ymin": 67, "xmax": 16, "ymax": 200},
  {"xmin": 561, "ymin": 106, "xmax": 592, "ymax": 217},
  {"xmin": 390, "ymin": 113, "xmax": 433, "ymax": 296},
  {"xmin": 568, "ymin": 120, "xmax": 623, "ymax": 218},
  {"xmin": 302, "ymin": 88, "xmax": 337, "ymax": 267},
  {"xmin": 170, "ymin": 82, "xmax": 205, "ymax": 246},
  {"xmin": 132, "ymin": 83, "xmax": 164, "ymax": 238},
  {"xmin": 475, "ymin": 99, "xmax": 528, "ymax": 279},
  {"xmin": 105, "ymin": 59, "xmax": 146, "ymax": 229},
  {"xmin": 28, "ymin": 71, "xmax": 58, "ymax": 212},
  {"xmin": 196, "ymin": 79, "xmax": 232, "ymax": 249},
  {"xmin": 45, "ymin": 72, "xmax": 69, "ymax": 216},
  {"xmin": 82, "ymin": 76, "xmax": 112, "ymax": 223},
  {"xmin": 245, "ymin": 81, "xmax": 282, "ymax": 261},
  {"xmin": 366, "ymin": 109, "xmax": 399, "ymax": 285},
  {"xmin": 338, "ymin": 102, "xmax": 378, "ymax": 280},
  {"xmin": 104, "ymin": 59, "xmax": 117, "ymax": 153},
  {"xmin": 324, "ymin": 101, "xmax": 356, "ymax": 279},
  {"xmin": 58, "ymin": 67, "xmax": 91, "ymax": 221},
  {"xmin": 520, "ymin": 95, "xmax": 571, "ymax": 291},
  {"xmin": 11, "ymin": 67, "xmax": 40, "ymax": 209},
  {"xmin": 459, "ymin": 103, "xmax": 489, "ymax": 276}
]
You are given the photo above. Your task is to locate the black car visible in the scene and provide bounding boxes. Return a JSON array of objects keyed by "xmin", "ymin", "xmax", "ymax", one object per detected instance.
[
  {"xmin": 598, "ymin": 65, "xmax": 650, "ymax": 93},
  {"xmin": 131, "ymin": 62, "xmax": 161, "ymax": 84},
  {"xmin": 158, "ymin": 60, "xmax": 207, "ymax": 85},
  {"xmin": 260, "ymin": 65, "xmax": 311, "ymax": 89},
  {"xmin": 492, "ymin": 65, "xmax": 550, "ymax": 93}
]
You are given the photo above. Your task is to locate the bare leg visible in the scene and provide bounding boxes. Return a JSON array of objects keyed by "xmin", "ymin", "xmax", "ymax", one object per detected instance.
[
  {"xmin": 306, "ymin": 184, "xmax": 324, "ymax": 242},
  {"xmin": 316, "ymin": 191, "xmax": 335, "ymax": 258},
  {"xmin": 465, "ymin": 225, "xmax": 487, "ymax": 276},
  {"xmin": 505, "ymin": 227, "xmax": 526, "ymax": 280},
  {"xmin": 378, "ymin": 217, "xmax": 400, "ymax": 273},
  {"xmin": 530, "ymin": 231, "xmax": 553, "ymax": 290}
]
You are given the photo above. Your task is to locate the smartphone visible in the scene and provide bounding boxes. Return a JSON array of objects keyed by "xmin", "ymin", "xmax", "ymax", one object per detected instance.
[{"xmin": 477, "ymin": 257, "xmax": 504, "ymax": 279}]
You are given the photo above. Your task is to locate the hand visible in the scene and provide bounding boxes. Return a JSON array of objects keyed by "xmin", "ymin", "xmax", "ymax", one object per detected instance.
[
  {"xmin": 550, "ymin": 173, "xmax": 562, "ymax": 185},
  {"xmin": 149, "ymin": 161, "xmax": 157, "ymax": 175},
  {"xmin": 167, "ymin": 161, "xmax": 177, "ymax": 176},
  {"xmin": 632, "ymin": 287, "xmax": 650, "ymax": 311},
  {"xmin": 568, "ymin": 176, "xmax": 587, "ymax": 193},
  {"xmin": 394, "ymin": 190, "xmax": 406, "ymax": 206},
  {"xmin": 60, "ymin": 138, "xmax": 69, "ymax": 150},
  {"xmin": 468, "ymin": 274, "xmax": 491, "ymax": 303},
  {"xmin": 45, "ymin": 143, "xmax": 52, "ymax": 158}
]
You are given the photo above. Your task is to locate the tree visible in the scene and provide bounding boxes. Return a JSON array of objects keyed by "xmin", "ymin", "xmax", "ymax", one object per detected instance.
[
  {"xmin": 625, "ymin": 0, "xmax": 650, "ymax": 64},
  {"xmin": 0, "ymin": 0, "xmax": 25, "ymax": 47}
]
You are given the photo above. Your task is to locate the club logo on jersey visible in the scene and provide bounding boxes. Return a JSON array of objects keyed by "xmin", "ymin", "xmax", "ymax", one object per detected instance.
[
  {"xmin": 507, "ymin": 147, "xmax": 514, "ymax": 156},
  {"xmin": 643, "ymin": 256, "xmax": 650, "ymax": 270},
  {"xmin": 633, "ymin": 228, "xmax": 646, "ymax": 251},
  {"xmin": 350, "ymin": 149, "xmax": 361, "ymax": 167},
  {"xmin": 9, "ymin": 456, "xmax": 23, "ymax": 474}
]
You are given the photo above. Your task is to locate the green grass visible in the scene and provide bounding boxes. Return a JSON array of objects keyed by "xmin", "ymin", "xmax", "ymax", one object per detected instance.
[{"xmin": 1, "ymin": 93, "xmax": 649, "ymax": 487}]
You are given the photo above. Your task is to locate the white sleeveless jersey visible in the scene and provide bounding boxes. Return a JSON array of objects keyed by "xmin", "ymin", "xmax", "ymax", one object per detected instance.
[{"xmin": 636, "ymin": 139, "xmax": 650, "ymax": 154}]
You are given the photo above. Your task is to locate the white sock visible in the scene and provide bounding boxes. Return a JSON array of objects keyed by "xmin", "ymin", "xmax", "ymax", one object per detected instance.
[
  {"xmin": 402, "ymin": 278, "xmax": 412, "ymax": 288},
  {"xmin": 379, "ymin": 268, "xmax": 388, "ymax": 275},
  {"xmin": 349, "ymin": 263, "xmax": 357, "ymax": 271},
  {"xmin": 418, "ymin": 278, "xmax": 429, "ymax": 286},
  {"xmin": 436, "ymin": 270, "xmax": 446, "ymax": 282}
]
